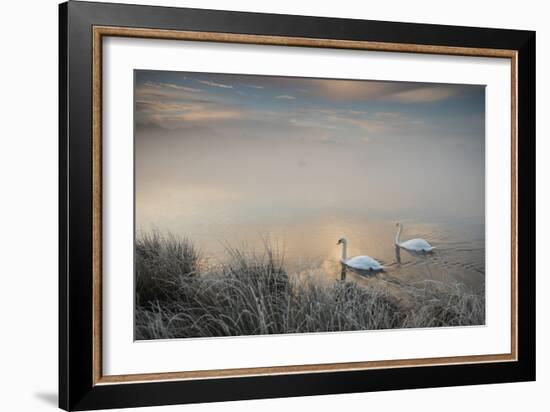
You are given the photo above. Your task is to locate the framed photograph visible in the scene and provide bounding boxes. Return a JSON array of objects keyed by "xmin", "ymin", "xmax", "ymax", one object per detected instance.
[{"xmin": 59, "ymin": 1, "xmax": 536, "ymax": 410}]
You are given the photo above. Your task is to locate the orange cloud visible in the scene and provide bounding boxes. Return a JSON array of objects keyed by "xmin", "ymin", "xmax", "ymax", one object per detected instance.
[
  {"xmin": 306, "ymin": 79, "xmax": 464, "ymax": 103},
  {"xmin": 387, "ymin": 86, "xmax": 457, "ymax": 103},
  {"xmin": 135, "ymin": 81, "xmax": 245, "ymax": 129}
]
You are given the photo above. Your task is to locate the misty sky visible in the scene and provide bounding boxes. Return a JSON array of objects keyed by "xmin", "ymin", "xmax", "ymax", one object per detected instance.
[{"xmin": 134, "ymin": 70, "xmax": 485, "ymax": 253}]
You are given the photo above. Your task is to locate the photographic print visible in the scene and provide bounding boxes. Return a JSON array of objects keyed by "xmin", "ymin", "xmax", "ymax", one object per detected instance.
[{"xmin": 134, "ymin": 70, "xmax": 486, "ymax": 340}]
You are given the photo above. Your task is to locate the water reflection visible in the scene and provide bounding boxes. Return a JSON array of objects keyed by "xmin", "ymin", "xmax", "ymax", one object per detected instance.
[
  {"xmin": 395, "ymin": 245, "xmax": 401, "ymax": 264},
  {"xmin": 141, "ymin": 216, "xmax": 484, "ymax": 293},
  {"xmin": 340, "ymin": 263, "xmax": 382, "ymax": 281}
]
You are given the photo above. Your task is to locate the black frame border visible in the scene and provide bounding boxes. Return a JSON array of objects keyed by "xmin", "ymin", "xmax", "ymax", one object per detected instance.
[{"xmin": 59, "ymin": 1, "xmax": 535, "ymax": 410}]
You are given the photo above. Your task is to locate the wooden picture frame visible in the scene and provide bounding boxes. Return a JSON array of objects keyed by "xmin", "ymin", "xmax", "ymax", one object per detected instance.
[{"xmin": 59, "ymin": 1, "xmax": 535, "ymax": 410}]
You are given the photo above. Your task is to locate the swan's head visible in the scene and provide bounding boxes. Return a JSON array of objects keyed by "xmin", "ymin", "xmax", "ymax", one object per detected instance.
[
  {"xmin": 336, "ymin": 237, "xmax": 347, "ymax": 245},
  {"xmin": 395, "ymin": 222, "xmax": 402, "ymax": 228}
]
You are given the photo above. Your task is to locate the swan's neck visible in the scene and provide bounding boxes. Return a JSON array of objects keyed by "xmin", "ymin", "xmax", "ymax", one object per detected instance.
[
  {"xmin": 340, "ymin": 242, "xmax": 348, "ymax": 262},
  {"xmin": 395, "ymin": 225, "xmax": 402, "ymax": 246}
]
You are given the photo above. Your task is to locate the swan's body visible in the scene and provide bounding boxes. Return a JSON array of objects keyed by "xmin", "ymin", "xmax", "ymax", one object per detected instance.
[
  {"xmin": 394, "ymin": 223, "xmax": 435, "ymax": 253},
  {"xmin": 337, "ymin": 237, "xmax": 384, "ymax": 271},
  {"xmin": 345, "ymin": 255, "xmax": 384, "ymax": 271}
]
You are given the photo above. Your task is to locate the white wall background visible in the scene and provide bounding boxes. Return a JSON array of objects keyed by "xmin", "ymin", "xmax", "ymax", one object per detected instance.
[{"xmin": 0, "ymin": 0, "xmax": 546, "ymax": 411}]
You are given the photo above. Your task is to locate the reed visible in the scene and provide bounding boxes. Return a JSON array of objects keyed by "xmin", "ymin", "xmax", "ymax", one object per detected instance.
[{"xmin": 135, "ymin": 232, "xmax": 484, "ymax": 340}]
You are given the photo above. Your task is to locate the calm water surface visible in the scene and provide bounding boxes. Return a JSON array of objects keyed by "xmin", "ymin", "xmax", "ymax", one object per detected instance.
[{"xmin": 139, "ymin": 214, "xmax": 485, "ymax": 293}]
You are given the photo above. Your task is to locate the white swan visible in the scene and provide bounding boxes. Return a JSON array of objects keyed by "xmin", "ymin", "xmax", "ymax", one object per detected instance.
[
  {"xmin": 337, "ymin": 237, "xmax": 384, "ymax": 271},
  {"xmin": 394, "ymin": 223, "xmax": 435, "ymax": 253}
]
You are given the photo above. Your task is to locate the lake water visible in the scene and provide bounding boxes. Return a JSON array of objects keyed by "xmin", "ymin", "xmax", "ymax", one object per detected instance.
[
  {"xmin": 236, "ymin": 218, "xmax": 478, "ymax": 291},
  {"xmin": 135, "ymin": 126, "xmax": 485, "ymax": 294},
  {"xmin": 137, "ymin": 208, "xmax": 485, "ymax": 293},
  {"xmin": 135, "ymin": 129, "xmax": 486, "ymax": 294}
]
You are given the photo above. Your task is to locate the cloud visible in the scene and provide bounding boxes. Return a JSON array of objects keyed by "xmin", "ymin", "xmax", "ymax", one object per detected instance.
[
  {"xmin": 302, "ymin": 79, "xmax": 466, "ymax": 103},
  {"xmin": 175, "ymin": 110, "xmax": 242, "ymax": 122},
  {"xmin": 289, "ymin": 118, "xmax": 337, "ymax": 130},
  {"xmin": 137, "ymin": 100, "xmax": 243, "ymax": 129},
  {"xmin": 373, "ymin": 112, "xmax": 401, "ymax": 119},
  {"xmin": 323, "ymin": 112, "xmax": 387, "ymax": 134},
  {"xmin": 335, "ymin": 117, "xmax": 386, "ymax": 133},
  {"xmin": 307, "ymin": 80, "xmax": 392, "ymax": 101},
  {"xmin": 136, "ymin": 100, "xmax": 199, "ymax": 113},
  {"xmin": 136, "ymin": 81, "xmax": 205, "ymax": 101},
  {"xmin": 135, "ymin": 80, "xmax": 243, "ymax": 130},
  {"xmin": 135, "ymin": 79, "xmax": 246, "ymax": 129},
  {"xmin": 163, "ymin": 83, "xmax": 202, "ymax": 93},
  {"xmin": 197, "ymin": 80, "xmax": 234, "ymax": 89},
  {"xmin": 286, "ymin": 108, "xmax": 410, "ymax": 139},
  {"xmin": 135, "ymin": 74, "xmax": 468, "ymax": 141},
  {"xmin": 242, "ymin": 84, "xmax": 264, "ymax": 89},
  {"xmin": 385, "ymin": 86, "xmax": 457, "ymax": 103}
]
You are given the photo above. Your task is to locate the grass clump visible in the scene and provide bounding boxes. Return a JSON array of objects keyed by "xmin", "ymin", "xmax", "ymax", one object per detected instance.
[
  {"xmin": 402, "ymin": 280, "xmax": 485, "ymax": 327},
  {"xmin": 135, "ymin": 231, "xmax": 202, "ymax": 308}
]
